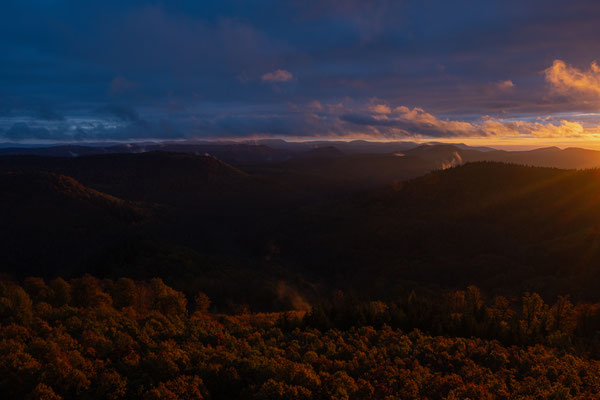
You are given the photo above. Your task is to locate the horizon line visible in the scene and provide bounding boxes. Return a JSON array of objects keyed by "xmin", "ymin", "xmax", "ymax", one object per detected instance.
[{"xmin": 2, "ymin": 137, "xmax": 600, "ymax": 152}]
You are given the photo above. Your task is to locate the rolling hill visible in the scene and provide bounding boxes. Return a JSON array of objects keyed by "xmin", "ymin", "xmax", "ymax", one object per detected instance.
[
  {"xmin": 6, "ymin": 142, "xmax": 600, "ymax": 200},
  {"xmin": 0, "ymin": 171, "xmax": 149, "ymax": 277},
  {"xmin": 7, "ymin": 148, "xmax": 600, "ymax": 305},
  {"xmin": 275, "ymin": 162, "xmax": 600, "ymax": 300},
  {"xmin": 0, "ymin": 151, "xmax": 299, "ymax": 210},
  {"xmin": 245, "ymin": 143, "xmax": 600, "ymax": 197}
]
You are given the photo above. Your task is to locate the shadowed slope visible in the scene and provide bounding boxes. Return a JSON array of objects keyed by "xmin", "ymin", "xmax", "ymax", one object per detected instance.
[
  {"xmin": 278, "ymin": 162, "xmax": 600, "ymax": 299},
  {"xmin": 0, "ymin": 171, "xmax": 149, "ymax": 276},
  {"xmin": 0, "ymin": 151, "xmax": 299, "ymax": 211}
]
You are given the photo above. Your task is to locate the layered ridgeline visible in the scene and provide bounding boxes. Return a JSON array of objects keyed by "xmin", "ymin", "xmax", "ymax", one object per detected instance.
[
  {"xmin": 248, "ymin": 144, "xmax": 600, "ymax": 194},
  {"xmin": 0, "ymin": 171, "xmax": 148, "ymax": 277},
  {"xmin": 4, "ymin": 140, "xmax": 600, "ymax": 169},
  {"xmin": 6, "ymin": 148, "xmax": 600, "ymax": 398},
  {"xmin": 6, "ymin": 150, "xmax": 600, "ymax": 308},
  {"xmin": 0, "ymin": 155, "xmax": 308, "ymax": 312},
  {"xmin": 5, "ymin": 142, "xmax": 600, "ymax": 196},
  {"xmin": 0, "ymin": 151, "xmax": 297, "ymax": 208},
  {"xmin": 276, "ymin": 162, "xmax": 600, "ymax": 301},
  {"xmin": 0, "ymin": 152, "xmax": 304, "ymax": 269}
]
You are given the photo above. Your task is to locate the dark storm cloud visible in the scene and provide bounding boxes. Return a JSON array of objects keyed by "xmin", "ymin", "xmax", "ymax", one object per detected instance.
[
  {"xmin": 97, "ymin": 105, "xmax": 141, "ymax": 122},
  {"xmin": 2, "ymin": 0, "xmax": 600, "ymax": 141},
  {"xmin": 36, "ymin": 107, "xmax": 65, "ymax": 122},
  {"xmin": 3, "ymin": 123, "xmax": 61, "ymax": 141},
  {"xmin": 0, "ymin": 119, "xmax": 186, "ymax": 142}
]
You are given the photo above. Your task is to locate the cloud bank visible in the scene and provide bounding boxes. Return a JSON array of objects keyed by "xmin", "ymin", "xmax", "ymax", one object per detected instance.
[
  {"xmin": 3, "ymin": 1, "xmax": 600, "ymax": 143},
  {"xmin": 545, "ymin": 60, "xmax": 600, "ymax": 99},
  {"xmin": 1, "ymin": 99, "xmax": 597, "ymax": 142},
  {"xmin": 339, "ymin": 104, "xmax": 592, "ymax": 140}
]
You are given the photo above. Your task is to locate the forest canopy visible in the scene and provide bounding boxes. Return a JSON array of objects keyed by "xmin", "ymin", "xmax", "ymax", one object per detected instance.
[{"xmin": 2, "ymin": 276, "xmax": 600, "ymax": 399}]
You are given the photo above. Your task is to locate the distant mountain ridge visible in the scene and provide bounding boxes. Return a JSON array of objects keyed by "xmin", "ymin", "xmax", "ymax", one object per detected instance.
[
  {"xmin": 2, "ymin": 141, "xmax": 600, "ymax": 172},
  {"xmin": 6, "ymin": 142, "xmax": 600, "ymax": 203}
]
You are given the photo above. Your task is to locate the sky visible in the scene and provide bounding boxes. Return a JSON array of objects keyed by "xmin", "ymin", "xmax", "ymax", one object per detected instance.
[{"xmin": 3, "ymin": 0, "xmax": 600, "ymax": 148}]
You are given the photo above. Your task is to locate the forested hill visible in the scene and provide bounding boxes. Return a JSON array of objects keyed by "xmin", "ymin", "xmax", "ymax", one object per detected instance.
[
  {"xmin": 6, "ymin": 156, "xmax": 600, "ymax": 398},
  {"xmin": 0, "ymin": 152, "xmax": 298, "ymax": 209},
  {"xmin": 7, "ymin": 156, "xmax": 600, "ymax": 307},
  {"xmin": 276, "ymin": 162, "xmax": 600, "ymax": 300},
  {"xmin": 6, "ymin": 143, "xmax": 600, "ymax": 198},
  {"xmin": 4, "ymin": 141, "xmax": 600, "ymax": 170},
  {"xmin": 0, "ymin": 171, "xmax": 149, "ymax": 277}
]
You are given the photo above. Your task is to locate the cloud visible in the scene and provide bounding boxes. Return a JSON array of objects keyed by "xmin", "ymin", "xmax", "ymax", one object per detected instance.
[
  {"xmin": 368, "ymin": 104, "xmax": 392, "ymax": 114},
  {"xmin": 97, "ymin": 104, "xmax": 140, "ymax": 122},
  {"xmin": 292, "ymin": 0, "xmax": 403, "ymax": 42},
  {"xmin": 36, "ymin": 107, "xmax": 65, "ymax": 121},
  {"xmin": 544, "ymin": 60, "xmax": 600, "ymax": 98},
  {"xmin": 109, "ymin": 76, "xmax": 137, "ymax": 95},
  {"xmin": 2, "ymin": 101, "xmax": 596, "ymax": 143},
  {"xmin": 481, "ymin": 118, "xmax": 586, "ymax": 138},
  {"xmin": 6, "ymin": 1, "xmax": 600, "ymax": 144},
  {"xmin": 261, "ymin": 69, "xmax": 294, "ymax": 83},
  {"xmin": 308, "ymin": 100, "xmax": 323, "ymax": 111},
  {"xmin": 2, "ymin": 123, "xmax": 62, "ymax": 141},
  {"xmin": 495, "ymin": 80, "xmax": 515, "ymax": 91},
  {"xmin": 0, "ymin": 118, "xmax": 186, "ymax": 142},
  {"xmin": 340, "ymin": 103, "xmax": 594, "ymax": 139},
  {"xmin": 341, "ymin": 106, "xmax": 484, "ymax": 138}
]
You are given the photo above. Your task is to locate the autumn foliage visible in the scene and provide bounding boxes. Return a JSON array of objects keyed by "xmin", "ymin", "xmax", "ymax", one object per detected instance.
[{"xmin": 1, "ymin": 276, "xmax": 600, "ymax": 399}]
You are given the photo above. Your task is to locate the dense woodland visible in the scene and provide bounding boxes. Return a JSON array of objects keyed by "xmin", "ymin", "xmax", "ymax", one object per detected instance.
[{"xmin": 3, "ymin": 276, "xmax": 600, "ymax": 399}]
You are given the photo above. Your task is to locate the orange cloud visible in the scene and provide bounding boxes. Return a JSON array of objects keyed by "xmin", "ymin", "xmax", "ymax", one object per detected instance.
[
  {"xmin": 544, "ymin": 60, "xmax": 600, "ymax": 98},
  {"xmin": 308, "ymin": 100, "xmax": 323, "ymax": 111},
  {"xmin": 340, "ymin": 103, "xmax": 598, "ymax": 139},
  {"xmin": 481, "ymin": 119, "xmax": 587, "ymax": 138},
  {"xmin": 393, "ymin": 106, "xmax": 481, "ymax": 136},
  {"xmin": 495, "ymin": 80, "xmax": 514, "ymax": 91},
  {"xmin": 368, "ymin": 104, "xmax": 392, "ymax": 114}
]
